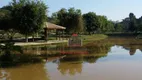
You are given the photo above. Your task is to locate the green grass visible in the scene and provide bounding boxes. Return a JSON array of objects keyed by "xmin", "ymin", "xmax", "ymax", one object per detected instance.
[
  {"xmin": 81, "ymin": 34, "xmax": 108, "ymax": 45},
  {"xmin": 14, "ymin": 34, "xmax": 108, "ymax": 47}
]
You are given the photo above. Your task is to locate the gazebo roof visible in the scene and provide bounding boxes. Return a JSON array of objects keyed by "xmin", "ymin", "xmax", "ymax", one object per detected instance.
[{"xmin": 44, "ymin": 22, "xmax": 66, "ymax": 30}]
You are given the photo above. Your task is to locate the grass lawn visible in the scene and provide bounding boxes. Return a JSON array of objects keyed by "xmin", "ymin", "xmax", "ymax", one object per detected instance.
[{"xmin": 81, "ymin": 34, "xmax": 108, "ymax": 45}]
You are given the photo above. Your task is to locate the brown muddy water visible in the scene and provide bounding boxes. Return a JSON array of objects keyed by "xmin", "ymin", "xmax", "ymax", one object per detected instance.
[{"xmin": 0, "ymin": 38, "xmax": 142, "ymax": 80}]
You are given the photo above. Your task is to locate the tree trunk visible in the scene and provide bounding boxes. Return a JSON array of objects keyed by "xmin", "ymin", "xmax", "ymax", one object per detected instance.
[
  {"xmin": 10, "ymin": 36, "xmax": 13, "ymax": 42},
  {"xmin": 32, "ymin": 35, "xmax": 35, "ymax": 42},
  {"xmin": 25, "ymin": 35, "xmax": 28, "ymax": 42}
]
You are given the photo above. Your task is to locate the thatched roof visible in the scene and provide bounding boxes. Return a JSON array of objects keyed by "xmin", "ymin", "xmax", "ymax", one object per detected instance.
[{"xmin": 44, "ymin": 22, "xmax": 66, "ymax": 30}]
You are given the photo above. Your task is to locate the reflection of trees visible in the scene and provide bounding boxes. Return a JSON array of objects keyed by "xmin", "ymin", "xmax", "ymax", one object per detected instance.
[
  {"xmin": 85, "ymin": 43, "xmax": 111, "ymax": 54},
  {"xmin": 22, "ymin": 38, "xmax": 142, "ymax": 56},
  {"xmin": 57, "ymin": 42, "xmax": 112, "ymax": 75},
  {"xmin": 83, "ymin": 54, "xmax": 105, "ymax": 63},
  {"xmin": 129, "ymin": 47, "xmax": 136, "ymax": 56},
  {"xmin": 0, "ymin": 64, "xmax": 50, "ymax": 80},
  {"xmin": 102, "ymin": 38, "xmax": 142, "ymax": 55},
  {"xmin": 0, "ymin": 69, "xmax": 10, "ymax": 80},
  {"xmin": 84, "ymin": 42, "xmax": 112, "ymax": 63},
  {"xmin": 58, "ymin": 62, "xmax": 82, "ymax": 75},
  {"xmin": 22, "ymin": 45, "xmax": 65, "ymax": 55},
  {"xmin": 122, "ymin": 44, "xmax": 142, "ymax": 56},
  {"xmin": 58, "ymin": 55, "xmax": 83, "ymax": 76}
]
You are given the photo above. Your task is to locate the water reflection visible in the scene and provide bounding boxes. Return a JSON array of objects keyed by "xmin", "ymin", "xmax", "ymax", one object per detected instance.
[
  {"xmin": 22, "ymin": 38, "xmax": 142, "ymax": 56},
  {"xmin": 0, "ymin": 64, "xmax": 50, "ymax": 80},
  {"xmin": 55, "ymin": 42, "xmax": 112, "ymax": 75},
  {"xmin": 58, "ymin": 61, "xmax": 82, "ymax": 75},
  {"xmin": 0, "ymin": 70, "xmax": 10, "ymax": 80},
  {"xmin": 122, "ymin": 44, "xmax": 142, "ymax": 56},
  {"xmin": 1, "ymin": 38, "xmax": 142, "ymax": 80}
]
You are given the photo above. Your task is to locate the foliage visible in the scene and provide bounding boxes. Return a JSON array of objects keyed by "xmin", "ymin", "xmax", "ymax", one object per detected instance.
[
  {"xmin": 11, "ymin": 0, "xmax": 47, "ymax": 42},
  {"xmin": 1, "ymin": 0, "xmax": 142, "ymax": 40},
  {"xmin": 51, "ymin": 7, "xmax": 84, "ymax": 34},
  {"xmin": 83, "ymin": 12, "xmax": 99, "ymax": 34},
  {"xmin": 114, "ymin": 23, "xmax": 124, "ymax": 32},
  {"xmin": 129, "ymin": 13, "xmax": 137, "ymax": 32},
  {"xmin": 114, "ymin": 13, "xmax": 142, "ymax": 33},
  {"xmin": 0, "ymin": 6, "xmax": 16, "ymax": 39},
  {"xmin": 137, "ymin": 17, "xmax": 142, "ymax": 32},
  {"xmin": 97, "ymin": 16, "xmax": 107, "ymax": 32},
  {"xmin": 0, "ymin": 42, "xmax": 23, "ymax": 67},
  {"xmin": 83, "ymin": 13, "xmax": 114, "ymax": 34},
  {"xmin": 0, "ymin": 42, "xmax": 23, "ymax": 56},
  {"xmin": 57, "ymin": 41, "xmax": 112, "ymax": 75},
  {"xmin": 106, "ymin": 20, "xmax": 115, "ymax": 32},
  {"xmin": 0, "ymin": 42, "xmax": 43, "ymax": 68},
  {"xmin": 0, "ymin": 9, "xmax": 11, "ymax": 30}
]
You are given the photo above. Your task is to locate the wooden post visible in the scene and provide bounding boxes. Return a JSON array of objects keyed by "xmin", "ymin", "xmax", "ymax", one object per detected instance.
[
  {"xmin": 62, "ymin": 30, "xmax": 64, "ymax": 40},
  {"xmin": 59, "ymin": 30, "xmax": 61, "ymax": 40},
  {"xmin": 56, "ymin": 30, "xmax": 58, "ymax": 40}
]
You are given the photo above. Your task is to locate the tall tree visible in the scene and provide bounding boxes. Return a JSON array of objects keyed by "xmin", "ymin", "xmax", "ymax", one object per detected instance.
[
  {"xmin": 122, "ymin": 17, "xmax": 130, "ymax": 32},
  {"xmin": 114, "ymin": 23, "xmax": 124, "ymax": 32},
  {"xmin": 129, "ymin": 13, "xmax": 137, "ymax": 32},
  {"xmin": 11, "ymin": 0, "xmax": 47, "ymax": 42},
  {"xmin": 97, "ymin": 16, "xmax": 107, "ymax": 32},
  {"xmin": 0, "ymin": 6, "xmax": 16, "ymax": 40},
  {"xmin": 83, "ymin": 12, "xmax": 99, "ymax": 34},
  {"xmin": 53, "ymin": 7, "xmax": 83, "ymax": 34},
  {"xmin": 50, "ymin": 12, "xmax": 59, "ymax": 24},
  {"xmin": 106, "ymin": 20, "xmax": 115, "ymax": 32},
  {"xmin": 137, "ymin": 16, "xmax": 142, "ymax": 32},
  {"xmin": 0, "ymin": 9, "xmax": 11, "ymax": 31}
]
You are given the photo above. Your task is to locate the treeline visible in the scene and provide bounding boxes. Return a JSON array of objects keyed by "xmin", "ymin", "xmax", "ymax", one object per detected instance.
[
  {"xmin": 48, "ymin": 8, "xmax": 114, "ymax": 34},
  {"xmin": 0, "ymin": 0, "xmax": 142, "ymax": 41},
  {"xmin": 115, "ymin": 13, "xmax": 142, "ymax": 33},
  {"xmin": 49, "ymin": 8, "xmax": 142, "ymax": 34}
]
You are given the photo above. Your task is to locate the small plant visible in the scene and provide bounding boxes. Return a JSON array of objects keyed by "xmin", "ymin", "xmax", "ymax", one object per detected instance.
[{"xmin": 0, "ymin": 42, "xmax": 23, "ymax": 67}]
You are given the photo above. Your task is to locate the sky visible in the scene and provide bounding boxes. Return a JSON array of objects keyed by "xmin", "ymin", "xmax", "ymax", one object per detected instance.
[{"xmin": 0, "ymin": 0, "xmax": 142, "ymax": 21}]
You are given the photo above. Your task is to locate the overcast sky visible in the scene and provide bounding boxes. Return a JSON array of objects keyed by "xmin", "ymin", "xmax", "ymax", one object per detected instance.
[{"xmin": 0, "ymin": 0, "xmax": 142, "ymax": 21}]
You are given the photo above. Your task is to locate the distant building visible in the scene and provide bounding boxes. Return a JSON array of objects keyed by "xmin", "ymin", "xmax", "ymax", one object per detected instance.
[{"xmin": 43, "ymin": 22, "xmax": 66, "ymax": 41}]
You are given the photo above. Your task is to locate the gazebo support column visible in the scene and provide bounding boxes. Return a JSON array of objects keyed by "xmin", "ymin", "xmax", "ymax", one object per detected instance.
[
  {"xmin": 44, "ymin": 22, "xmax": 66, "ymax": 41},
  {"xmin": 59, "ymin": 30, "xmax": 61, "ymax": 40},
  {"xmin": 62, "ymin": 30, "xmax": 64, "ymax": 40},
  {"xmin": 56, "ymin": 30, "xmax": 57, "ymax": 40}
]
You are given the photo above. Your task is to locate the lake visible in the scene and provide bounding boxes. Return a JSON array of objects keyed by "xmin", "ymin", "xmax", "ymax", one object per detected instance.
[{"xmin": 0, "ymin": 37, "xmax": 142, "ymax": 80}]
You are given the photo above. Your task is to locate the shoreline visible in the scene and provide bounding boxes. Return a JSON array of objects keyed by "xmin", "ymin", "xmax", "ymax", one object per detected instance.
[
  {"xmin": 14, "ymin": 34, "xmax": 108, "ymax": 46},
  {"xmin": 14, "ymin": 40, "xmax": 68, "ymax": 46}
]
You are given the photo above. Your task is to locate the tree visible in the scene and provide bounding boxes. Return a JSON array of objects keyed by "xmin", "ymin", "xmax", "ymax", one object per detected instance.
[
  {"xmin": 52, "ymin": 7, "xmax": 84, "ymax": 34},
  {"xmin": 114, "ymin": 23, "xmax": 124, "ymax": 32},
  {"xmin": 97, "ymin": 16, "xmax": 107, "ymax": 33},
  {"xmin": 83, "ymin": 12, "xmax": 99, "ymax": 34},
  {"xmin": 0, "ymin": 6, "xmax": 16, "ymax": 40},
  {"xmin": 122, "ymin": 17, "xmax": 130, "ymax": 32},
  {"xmin": 137, "ymin": 16, "xmax": 142, "ymax": 32},
  {"xmin": 67, "ymin": 8, "xmax": 83, "ymax": 33},
  {"xmin": 129, "ymin": 13, "xmax": 137, "ymax": 32},
  {"xmin": 11, "ymin": 0, "xmax": 47, "ymax": 42},
  {"xmin": 106, "ymin": 20, "xmax": 115, "ymax": 32},
  {"xmin": 50, "ymin": 12, "xmax": 59, "ymax": 24},
  {"xmin": 0, "ymin": 9, "xmax": 11, "ymax": 31}
]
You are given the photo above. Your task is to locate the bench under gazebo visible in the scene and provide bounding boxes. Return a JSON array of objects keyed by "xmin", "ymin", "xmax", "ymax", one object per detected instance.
[{"xmin": 44, "ymin": 22, "xmax": 66, "ymax": 41}]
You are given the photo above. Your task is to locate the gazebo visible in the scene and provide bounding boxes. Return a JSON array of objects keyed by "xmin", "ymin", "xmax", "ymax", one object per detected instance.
[{"xmin": 44, "ymin": 22, "xmax": 66, "ymax": 41}]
